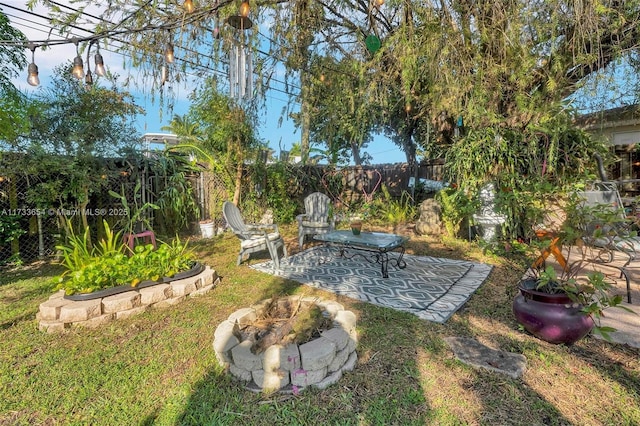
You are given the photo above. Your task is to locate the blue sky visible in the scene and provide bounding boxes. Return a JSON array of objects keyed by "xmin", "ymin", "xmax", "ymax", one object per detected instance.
[
  {"xmin": 5, "ymin": 1, "xmax": 406, "ymax": 164},
  {"xmin": 136, "ymin": 87, "xmax": 405, "ymax": 164}
]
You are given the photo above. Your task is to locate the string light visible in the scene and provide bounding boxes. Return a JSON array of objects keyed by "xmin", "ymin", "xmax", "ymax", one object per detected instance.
[
  {"xmin": 7, "ymin": 1, "xmax": 300, "ymax": 100},
  {"xmin": 165, "ymin": 42, "xmax": 175, "ymax": 63},
  {"xmin": 239, "ymin": 1, "xmax": 250, "ymax": 18},
  {"xmin": 71, "ymin": 39, "xmax": 84, "ymax": 79},
  {"xmin": 184, "ymin": 0, "xmax": 195, "ymax": 13},
  {"xmin": 27, "ymin": 43, "xmax": 40, "ymax": 86},
  {"xmin": 94, "ymin": 46, "xmax": 106, "ymax": 77},
  {"xmin": 85, "ymin": 69, "xmax": 93, "ymax": 85},
  {"xmin": 374, "ymin": 0, "xmax": 384, "ymax": 6},
  {"xmin": 84, "ymin": 41, "xmax": 95, "ymax": 85},
  {"xmin": 161, "ymin": 64, "xmax": 169, "ymax": 85}
]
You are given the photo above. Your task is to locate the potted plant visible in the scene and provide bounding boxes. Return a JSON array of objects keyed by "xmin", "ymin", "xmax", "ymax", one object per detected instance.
[
  {"xmin": 512, "ymin": 191, "xmax": 632, "ymax": 345},
  {"xmin": 350, "ymin": 216, "xmax": 362, "ymax": 235}
]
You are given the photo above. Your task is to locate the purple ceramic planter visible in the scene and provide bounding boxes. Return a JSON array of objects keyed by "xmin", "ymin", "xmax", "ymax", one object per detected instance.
[{"xmin": 513, "ymin": 279, "xmax": 594, "ymax": 345}]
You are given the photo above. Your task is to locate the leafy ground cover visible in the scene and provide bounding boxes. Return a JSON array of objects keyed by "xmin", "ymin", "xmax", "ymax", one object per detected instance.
[{"xmin": 1, "ymin": 225, "xmax": 639, "ymax": 425}]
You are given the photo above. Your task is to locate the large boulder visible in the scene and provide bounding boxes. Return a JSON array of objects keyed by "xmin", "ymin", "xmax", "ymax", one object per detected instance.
[{"xmin": 415, "ymin": 199, "xmax": 442, "ymax": 235}]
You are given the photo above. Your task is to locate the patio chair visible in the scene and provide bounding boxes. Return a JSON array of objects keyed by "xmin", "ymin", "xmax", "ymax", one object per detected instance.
[
  {"xmin": 222, "ymin": 201, "xmax": 287, "ymax": 270},
  {"xmin": 296, "ymin": 192, "xmax": 335, "ymax": 249},
  {"xmin": 577, "ymin": 182, "xmax": 640, "ymax": 265},
  {"xmin": 576, "ymin": 183, "xmax": 637, "ymax": 302}
]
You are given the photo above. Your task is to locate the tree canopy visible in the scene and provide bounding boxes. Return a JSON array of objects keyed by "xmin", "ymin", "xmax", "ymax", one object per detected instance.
[
  {"xmin": 5, "ymin": 64, "xmax": 144, "ymax": 230},
  {"xmin": 0, "ymin": 9, "xmax": 29, "ymax": 145},
  {"xmin": 0, "ymin": 9, "xmax": 26, "ymax": 93},
  {"xmin": 26, "ymin": 0, "xmax": 640, "ymax": 163}
]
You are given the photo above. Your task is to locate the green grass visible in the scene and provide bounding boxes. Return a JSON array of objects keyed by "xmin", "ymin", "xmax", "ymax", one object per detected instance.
[{"xmin": 1, "ymin": 225, "xmax": 639, "ymax": 425}]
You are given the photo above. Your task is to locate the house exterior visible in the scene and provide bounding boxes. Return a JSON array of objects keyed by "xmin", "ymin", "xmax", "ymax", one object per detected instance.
[
  {"xmin": 576, "ymin": 105, "xmax": 640, "ymax": 192},
  {"xmin": 142, "ymin": 133, "xmax": 180, "ymax": 152}
]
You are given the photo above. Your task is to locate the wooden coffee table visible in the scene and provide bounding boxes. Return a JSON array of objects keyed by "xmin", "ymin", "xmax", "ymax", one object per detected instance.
[{"xmin": 314, "ymin": 230, "xmax": 408, "ymax": 278}]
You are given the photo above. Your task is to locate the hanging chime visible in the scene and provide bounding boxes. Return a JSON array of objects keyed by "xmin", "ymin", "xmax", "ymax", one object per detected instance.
[{"xmin": 227, "ymin": 1, "xmax": 253, "ymax": 102}]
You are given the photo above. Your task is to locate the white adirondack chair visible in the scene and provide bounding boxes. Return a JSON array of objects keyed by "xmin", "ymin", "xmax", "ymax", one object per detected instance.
[
  {"xmin": 296, "ymin": 192, "xmax": 335, "ymax": 249},
  {"xmin": 222, "ymin": 201, "xmax": 287, "ymax": 270}
]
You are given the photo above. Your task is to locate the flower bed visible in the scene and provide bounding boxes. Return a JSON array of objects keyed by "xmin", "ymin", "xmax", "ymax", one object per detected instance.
[
  {"xmin": 37, "ymin": 265, "xmax": 219, "ymax": 333},
  {"xmin": 63, "ymin": 262, "xmax": 205, "ymax": 301}
]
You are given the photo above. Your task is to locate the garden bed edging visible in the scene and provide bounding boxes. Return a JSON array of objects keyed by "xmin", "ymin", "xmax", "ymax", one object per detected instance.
[{"xmin": 37, "ymin": 265, "xmax": 219, "ymax": 333}]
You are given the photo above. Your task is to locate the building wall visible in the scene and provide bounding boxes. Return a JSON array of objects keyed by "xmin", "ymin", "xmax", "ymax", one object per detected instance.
[{"xmin": 576, "ymin": 107, "xmax": 640, "ymax": 190}]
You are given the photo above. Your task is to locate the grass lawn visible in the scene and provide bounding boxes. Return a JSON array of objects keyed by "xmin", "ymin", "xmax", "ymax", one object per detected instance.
[{"xmin": 1, "ymin": 224, "xmax": 639, "ymax": 425}]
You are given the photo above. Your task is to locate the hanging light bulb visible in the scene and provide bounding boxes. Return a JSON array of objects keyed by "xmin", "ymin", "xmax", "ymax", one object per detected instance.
[
  {"xmin": 165, "ymin": 43, "xmax": 175, "ymax": 63},
  {"xmin": 72, "ymin": 55, "xmax": 84, "ymax": 79},
  {"xmin": 94, "ymin": 47, "xmax": 106, "ymax": 77},
  {"xmin": 184, "ymin": 0, "xmax": 195, "ymax": 12},
  {"xmin": 27, "ymin": 44, "xmax": 39, "ymax": 86},
  {"xmin": 239, "ymin": 1, "xmax": 250, "ymax": 17},
  {"xmin": 374, "ymin": 0, "xmax": 384, "ymax": 6},
  {"xmin": 85, "ymin": 69, "xmax": 93, "ymax": 86},
  {"xmin": 27, "ymin": 62, "xmax": 40, "ymax": 86},
  {"xmin": 71, "ymin": 40, "xmax": 84, "ymax": 79}
]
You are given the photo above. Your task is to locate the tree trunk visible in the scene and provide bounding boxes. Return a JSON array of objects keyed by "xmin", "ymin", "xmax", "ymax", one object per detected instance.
[
  {"xmin": 233, "ymin": 160, "xmax": 243, "ymax": 205},
  {"xmin": 350, "ymin": 141, "xmax": 362, "ymax": 165},
  {"xmin": 300, "ymin": 71, "xmax": 311, "ymax": 165}
]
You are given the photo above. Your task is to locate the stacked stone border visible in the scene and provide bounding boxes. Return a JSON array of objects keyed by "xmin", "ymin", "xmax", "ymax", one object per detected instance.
[
  {"xmin": 37, "ymin": 266, "xmax": 219, "ymax": 333},
  {"xmin": 213, "ymin": 296, "xmax": 358, "ymax": 393}
]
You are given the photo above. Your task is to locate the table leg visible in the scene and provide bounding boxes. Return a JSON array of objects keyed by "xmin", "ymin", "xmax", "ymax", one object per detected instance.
[{"xmin": 378, "ymin": 251, "xmax": 390, "ymax": 278}]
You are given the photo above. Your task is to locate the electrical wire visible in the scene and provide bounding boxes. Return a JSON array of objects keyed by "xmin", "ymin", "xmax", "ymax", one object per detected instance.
[{"xmin": 1, "ymin": 2, "xmax": 301, "ymax": 102}]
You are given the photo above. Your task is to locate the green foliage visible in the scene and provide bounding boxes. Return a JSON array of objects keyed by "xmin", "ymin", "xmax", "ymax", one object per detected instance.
[
  {"xmin": 3, "ymin": 65, "xmax": 144, "ymax": 238},
  {"xmin": 263, "ymin": 163, "xmax": 299, "ymax": 223},
  {"xmin": 31, "ymin": 1, "xmax": 640, "ymax": 167},
  {"xmin": 109, "ymin": 182, "xmax": 159, "ymax": 235},
  {"xmin": 124, "ymin": 238, "xmax": 194, "ymax": 286},
  {"xmin": 56, "ymin": 223, "xmax": 95, "ymax": 272},
  {"xmin": 151, "ymin": 151, "xmax": 200, "ymax": 234},
  {"xmin": 0, "ymin": 10, "xmax": 26, "ymax": 93},
  {"xmin": 377, "ymin": 186, "xmax": 416, "ymax": 227},
  {"xmin": 0, "ymin": 89, "xmax": 31, "ymax": 145},
  {"xmin": 444, "ymin": 124, "xmax": 609, "ymax": 240},
  {"xmin": 0, "ymin": 214, "xmax": 26, "ymax": 246},
  {"xmin": 300, "ymin": 56, "xmax": 375, "ymax": 165},
  {"xmin": 54, "ymin": 220, "xmax": 195, "ymax": 295},
  {"xmin": 56, "ymin": 220, "xmax": 123, "ymax": 271},
  {"xmin": 435, "ymin": 187, "xmax": 476, "ymax": 238},
  {"xmin": 29, "ymin": 64, "xmax": 143, "ymax": 158}
]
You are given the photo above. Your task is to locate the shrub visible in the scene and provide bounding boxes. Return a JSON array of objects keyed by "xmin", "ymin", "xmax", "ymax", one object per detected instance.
[{"xmin": 54, "ymin": 221, "xmax": 195, "ymax": 295}]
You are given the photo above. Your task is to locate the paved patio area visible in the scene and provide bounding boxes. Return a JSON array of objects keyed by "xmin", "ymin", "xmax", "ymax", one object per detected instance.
[{"xmin": 536, "ymin": 246, "xmax": 640, "ymax": 348}]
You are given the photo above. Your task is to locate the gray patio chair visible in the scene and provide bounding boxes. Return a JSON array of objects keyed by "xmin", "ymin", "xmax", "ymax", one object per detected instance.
[
  {"xmin": 296, "ymin": 192, "xmax": 335, "ymax": 249},
  {"xmin": 222, "ymin": 201, "xmax": 287, "ymax": 270},
  {"xmin": 577, "ymin": 184, "xmax": 637, "ymax": 302},
  {"xmin": 577, "ymin": 183, "xmax": 640, "ymax": 265}
]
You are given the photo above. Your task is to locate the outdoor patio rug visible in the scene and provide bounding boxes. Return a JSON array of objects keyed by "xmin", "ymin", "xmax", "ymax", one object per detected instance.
[{"xmin": 250, "ymin": 246, "xmax": 493, "ymax": 323}]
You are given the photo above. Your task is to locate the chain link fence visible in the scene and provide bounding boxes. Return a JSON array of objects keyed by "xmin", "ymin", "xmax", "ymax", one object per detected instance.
[
  {"xmin": 1, "ymin": 157, "xmax": 441, "ymax": 265},
  {"xmin": 0, "ymin": 169, "xmax": 146, "ymax": 264}
]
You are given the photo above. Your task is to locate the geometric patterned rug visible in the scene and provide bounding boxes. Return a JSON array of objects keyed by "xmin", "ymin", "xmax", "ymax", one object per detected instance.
[{"xmin": 250, "ymin": 246, "xmax": 493, "ymax": 323}]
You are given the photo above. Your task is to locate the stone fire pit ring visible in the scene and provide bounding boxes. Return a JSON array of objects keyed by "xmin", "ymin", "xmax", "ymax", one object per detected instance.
[{"xmin": 213, "ymin": 296, "xmax": 358, "ymax": 393}]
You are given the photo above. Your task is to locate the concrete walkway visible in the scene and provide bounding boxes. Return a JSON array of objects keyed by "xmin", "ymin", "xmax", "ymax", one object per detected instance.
[
  {"xmin": 533, "ymin": 245, "xmax": 640, "ymax": 348},
  {"xmin": 593, "ymin": 302, "xmax": 640, "ymax": 348}
]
